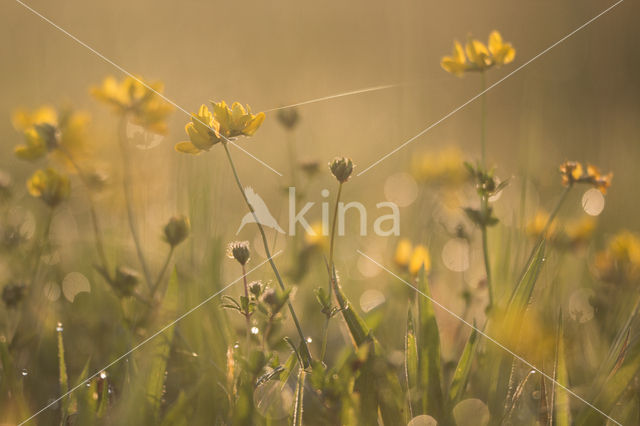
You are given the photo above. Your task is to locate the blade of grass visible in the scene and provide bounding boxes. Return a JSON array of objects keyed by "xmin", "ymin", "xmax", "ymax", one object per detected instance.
[
  {"xmin": 292, "ymin": 369, "xmax": 306, "ymax": 426},
  {"xmin": 448, "ymin": 326, "xmax": 479, "ymax": 407},
  {"xmin": 554, "ymin": 314, "xmax": 571, "ymax": 426},
  {"xmin": 406, "ymin": 306, "xmax": 418, "ymax": 418},
  {"xmin": 416, "ymin": 266, "xmax": 446, "ymax": 422},
  {"xmin": 57, "ymin": 325, "xmax": 70, "ymax": 426}
]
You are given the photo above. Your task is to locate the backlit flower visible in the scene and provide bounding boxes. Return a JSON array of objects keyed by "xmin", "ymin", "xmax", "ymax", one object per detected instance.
[
  {"xmin": 441, "ymin": 31, "xmax": 515, "ymax": 77},
  {"xmin": 212, "ymin": 101, "xmax": 265, "ymax": 139},
  {"xmin": 227, "ymin": 241, "xmax": 251, "ymax": 266},
  {"xmin": 13, "ymin": 106, "xmax": 89, "ymax": 163},
  {"xmin": 594, "ymin": 231, "xmax": 640, "ymax": 283},
  {"xmin": 526, "ymin": 210, "xmax": 557, "ymax": 238},
  {"xmin": 394, "ymin": 238, "xmax": 413, "ymax": 268},
  {"xmin": 91, "ymin": 75, "xmax": 173, "ymax": 134},
  {"xmin": 408, "ymin": 245, "xmax": 431, "ymax": 276},
  {"xmin": 329, "ymin": 157, "xmax": 354, "ymax": 183},
  {"xmin": 174, "ymin": 104, "xmax": 222, "ymax": 154},
  {"xmin": 559, "ymin": 161, "xmax": 612, "ymax": 194},
  {"xmin": 27, "ymin": 168, "xmax": 70, "ymax": 208}
]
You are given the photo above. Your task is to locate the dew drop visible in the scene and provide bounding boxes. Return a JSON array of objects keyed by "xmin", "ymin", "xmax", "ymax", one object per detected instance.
[
  {"xmin": 233, "ymin": 343, "xmax": 240, "ymax": 349},
  {"xmin": 251, "ymin": 327, "xmax": 259, "ymax": 335},
  {"xmin": 306, "ymin": 337, "xmax": 313, "ymax": 343},
  {"xmin": 191, "ymin": 352, "xmax": 199, "ymax": 358},
  {"xmin": 21, "ymin": 369, "xmax": 28, "ymax": 376},
  {"xmin": 56, "ymin": 322, "xmax": 64, "ymax": 332},
  {"xmin": 99, "ymin": 371, "xmax": 107, "ymax": 380}
]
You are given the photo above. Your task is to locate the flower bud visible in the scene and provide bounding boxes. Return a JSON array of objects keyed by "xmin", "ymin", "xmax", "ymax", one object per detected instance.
[
  {"xmin": 248, "ymin": 280, "xmax": 263, "ymax": 298},
  {"xmin": 329, "ymin": 157, "xmax": 354, "ymax": 183},
  {"xmin": 227, "ymin": 241, "xmax": 250, "ymax": 266},
  {"xmin": 164, "ymin": 215, "xmax": 190, "ymax": 247},
  {"xmin": 26, "ymin": 168, "xmax": 70, "ymax": 208},
  {"xmin": 2, "ymin": 283, "xmax": 25, "ymax": 308},
  {"xmin": 113, "ymin": 266, "xmax": 139, "ymax": 297}
]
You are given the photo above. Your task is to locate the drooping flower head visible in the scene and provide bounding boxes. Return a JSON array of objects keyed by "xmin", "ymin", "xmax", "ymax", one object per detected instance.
[
  {"xmin": 91, "ymin": 75, "xmax": 173, "ymax": 134},
  {"xmin": 441, "ymin": 30, "xmax": 515, "ymax": 77},
  {"xmin": 13, "ymin": 106, "xmax": 89, "ymax": 163},
  {"xmin": 27, "ymin": 168, "xmax": 70, "ymax": 208}
]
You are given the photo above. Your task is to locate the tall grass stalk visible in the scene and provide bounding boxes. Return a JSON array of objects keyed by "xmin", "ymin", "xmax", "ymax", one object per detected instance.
[{"xmin": 222, "ymin": 142, "xmax": 311, "ymax": 365}]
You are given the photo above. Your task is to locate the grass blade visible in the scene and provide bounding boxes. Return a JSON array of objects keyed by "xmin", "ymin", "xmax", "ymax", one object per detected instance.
[
  {"xmin": 448, "ymin": 326, "xmax": 479, "ymax": 407},
  {"xmin": 405, "ymin": 306, "xmax": 418, "ymax": 416},
  {"xmin": 554, "ymin": 314, "xmax": 571, "ymax": 426},
  {"xmin": 57, "ymin": 325, "xmax": 70, "ymax": 426},
  {"xmin": 292, "ymin": 368, "xmax": 306, "ymax": 426}
]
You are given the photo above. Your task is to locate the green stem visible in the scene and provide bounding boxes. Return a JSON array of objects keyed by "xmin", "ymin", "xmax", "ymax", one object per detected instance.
[
  {"xmin": 222, "ymin": 142, "xmax": 311, "ymax": 366},
  {"xmin": 118, "ymin": 117, "xmax": 153, "ymax": 291},
  {"xmin": 481, "ymin": 198, "xmax": 493, "ymax": 310},
  {"xmin": 320, "ymin": 181, "xmax": 343, "ymax": 362},
  {"xmin": 242, "ymin": 264, "xmax": 251, "ymax": 351},
  {"xmin": 30, "ymin": 209, "xmax": 54, "ymax": 288},
  {"xmin": 150, "ymin": 246, "xmax": 174, "ymax": 299}
]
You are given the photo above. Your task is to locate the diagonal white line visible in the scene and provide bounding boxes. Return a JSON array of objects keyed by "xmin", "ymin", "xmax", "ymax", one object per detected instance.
[
  {"xmin": 18, "ymin": 251, "xmax": 282, "ymax": 426},
  {"xmin": 263, "ymin": 83, "xmax": 401, "ymax": 113},
  {"xmin": 14, "ymin": 0, "xmax": 283, "ymax": 177},
  {"xmin": 357, "ymin": 0, "xmax": 625, "ymax": 176},
  {"xmin": 357, "ymin": 250, "xmax": 621, "ymax": 425}
]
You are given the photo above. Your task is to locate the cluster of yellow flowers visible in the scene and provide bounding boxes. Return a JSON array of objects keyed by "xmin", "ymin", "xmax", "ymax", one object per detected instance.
[
  {"xmin": 410, "ymin": 146, "xmax": 468, "ymax": 186},
  {"xmin": 594, "ymin": 231, "xmax": 640, "ymax": 283},
  {"xmin": 394, "ymin": 239, "xmax": 431, "ymax": 276},
  {"xmin": 92, "ymin": 76, "xmax": 174, "ymax": 134},
  {"xmin": 26, "ymin": 168, "xmax": 70, "ymax": 208},
  {"xmin": 441, "ymin": 31, "xmax": 515, "ymax": 76},
  {"xmin": 559, "ymin": 161, "xmax": 612, "ymax": 194},
  {"xmin": 175, "ymin": 102, "xmax": 265, "ymax": 155}
]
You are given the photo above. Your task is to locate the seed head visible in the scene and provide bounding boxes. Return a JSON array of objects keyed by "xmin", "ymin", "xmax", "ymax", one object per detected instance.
[
  {"xmin": 227, "ymin": 241, "xmax": 251, "ymax": 266},
  {"xmin": 329, "ymin": 157, "xmax": 354, "ymax": 183}
]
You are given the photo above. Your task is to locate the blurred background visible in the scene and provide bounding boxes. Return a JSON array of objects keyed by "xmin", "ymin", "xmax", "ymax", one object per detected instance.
[{"xmin": 1, "ymin": 0, "xmax": 639, "ymax": 422}]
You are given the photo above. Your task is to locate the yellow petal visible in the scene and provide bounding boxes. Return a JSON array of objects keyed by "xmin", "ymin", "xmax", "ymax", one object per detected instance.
[
  {"xmin": 174, "ymin": 141, "xmax": 202, "ymax": 154},
  {"xmin": 242, "ymin": 112, "xmax": 265, "ymax": 136},
  {"xmin": 488, "ymin": 31, "xmax": 503, "ymax": 55},
  {"xmin": 466, "ymin": 39, "xmax": 490, "ymax": 67}
]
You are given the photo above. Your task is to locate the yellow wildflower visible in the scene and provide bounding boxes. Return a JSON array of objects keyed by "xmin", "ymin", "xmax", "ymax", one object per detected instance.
[
  {"xmin": 488, "ymin": 30, "xmax": 516, "ymax": 66},
  {"xmin": 594, "ymin": 231, "xmax": 640, "ymax": 283},
  {"xmin": 304, "ymin": 222, "xmax": 328, "ymax": 248},
  {"xmin": 564, "ymin": 216, "xmax": 596, "ymax": 247},
  {"xmin": 212, "ymin": 101, "xmax": 265, "ymax": 139},
  {"xmin": 174, "ymin": 104, "xmax": 222, "ymax": 154},
  {"xmin": 13, "ymin": 107, "xmax": 89, "ymax": 163},
  {"xmin": 91, "ymin": 75, "xmax": 173, "ymax": 134},
  {"xmin": 440, "ymin": 41, "xmax": 467, "ymax": 76},
  {"xmin": 408, "ymin": 245, "xmax": 431, "ymax": 276},
  {"xmin": 411, "ymin": 147, "xmax": 467, "ymax": 186},
  {"xmin": 394, "ymin": 238, "xmax": 413, "ymax": 267},
  {"xmin": 27, "ymin": 168, "xmax": 70, "ymax": 208},
  {"xmin": 559, "ymin": 161, "xmax": 612, "ymax": 194},
  {"xmin": 441, "ymin": 31, "xmax": 515, "ymax": 77}
]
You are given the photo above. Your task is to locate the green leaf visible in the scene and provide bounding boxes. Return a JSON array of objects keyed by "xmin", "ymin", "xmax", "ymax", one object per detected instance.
[
  {"xmin": 0, "ymin": 337, "xmax": 30, "ymax": 422},
  {"xmin": 448, "ymin": 326, "xmax": 479, "ymax": 407},
  {"xmin": 416, "ymin": 266, "xmax": 446, "ymax": 422},
  {"xmin": 554, "ymin": 315, "xmax": 571, "ymax": 426}
]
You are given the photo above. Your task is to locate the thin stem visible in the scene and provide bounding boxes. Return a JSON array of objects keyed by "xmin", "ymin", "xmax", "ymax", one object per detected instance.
[
  {"xmin": 242, "ymin": 264, "xmax": 251, "ymax": 350},
  {"xmin": 480, "ymin": 70, "xmax": 487, "ymax": 170},
  {"xmin": 320, "ymin": 181, "xmax": 343, "ymax": 362},
  {"xmin": 150, "ymin": 246, "xmax": 174, "ymax": 299},
  {"xmin": 481, "ymin": 197, "xmax": 493, "ymax": 310},
  {"xmin": 58, "ymin": 146, "xmax": 110, "ymax": 275},
  {"xmin": 222, "ymin": 142, "xmax": 312, "ymax": 366},
  {"xmin": 30, "ymin": 209, "xmax": 54, "ymax": 288},
  {"xmin": 118, "ymin": 117, "xmax": 153, "ymax": 291}
]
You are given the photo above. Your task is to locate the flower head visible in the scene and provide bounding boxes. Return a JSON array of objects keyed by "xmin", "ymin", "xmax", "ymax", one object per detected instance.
[
  {"xmin": 227, "ymin": 241, "xmax": 251, "ymax": 266},
  {"xmin": 394, "ymin": 238, "xmax": 413, "ymax": 268},
  {"xmin": 27, "ymin": 168, "xmax": 70, "ymax": 208},
  {"xmin": 212, "ymin": 101, "xmax": 265, "ymax": 139},
  {"xmin": 559, "ymin": 161, "xmax": 612, "ymax": 194},
  {"xmin": 526, "ymin": 210, "xmax": 557, "ymax": 238},
  {"xmin": 92, "ymin": 76, "xmax": 173, "ymax": 134},
  {"xmin": 329, "ymin": 157, "xmax": 354, "ymax": 183},
  {"xmin": 163, "ymin": 215, "xmax": 190, "ymax": 247},
  {"xmin": 174, "ymin": 104, "xmax": 222, "ymax": 154},
  {"xmin": 594, "ymin": 231, "xmax": 640, "ymax": 283},
  {"xmin": 2, "ymin": 283, "xmax": 26, "ymax": 308},
  {"xmin": 113, "ymin": 266, "xmax": 140, "ymax": 297},
  {"xmin": 13, "ymin": 106, "xmax": 89, "ymax": 164},
  {"xmin": 441, "ymin": 31, "xmax": 515, "ymax": 77}
]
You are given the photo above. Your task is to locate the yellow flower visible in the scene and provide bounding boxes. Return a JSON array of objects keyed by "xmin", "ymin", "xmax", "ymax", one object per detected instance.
[
  {"xmin": 488, "ymin": 31, "xmax": 515, "ymax": 66},
  {"xmin": 174, "ymin": 104, "xmax": 222, "ymax": 154},
  {"xmin": 411, "ymin": 147, "xmax": 467, "ymax": 186},
  {"xmin": 594, "ymin": 231, "xmax": 640, "ymax": 283},
  {"xmin": 465, "ymin": 37, "xmax": 491, "ymax": 69},
  {"xmin": 13, "ymin": 107, "xmax": 89, "ymax": 164},
  {"xmin": 559, "ymin": 161, "xmax": 612, "ymax": 194},
  {"xmin": 441, "ymin": 31, "xmax": 515, "ymax": 77},
  {"xmin": 304, "ymin": 222, "xmax": 327, "ymax": 248},
  {"xmin": 27, "ymin": 168, "xmax": 70, "ymax": 208},
  {"xmin": 408, "ymin": 245, "xmax": 431, "ymax": 276},
  {"xmin": 394, "ymin": 238, "xmax": 413, "ymax": 267},
  {"xmin": 212, "ymin": 101, "xmax": 265, "ymax": 139},
  {"xmin": 441, "ymin": 41, "xmax": 467, "ymax": 76},
  {"xmin": 91, "ymin": 76, "xmax": 173, "ymax": 134}
]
